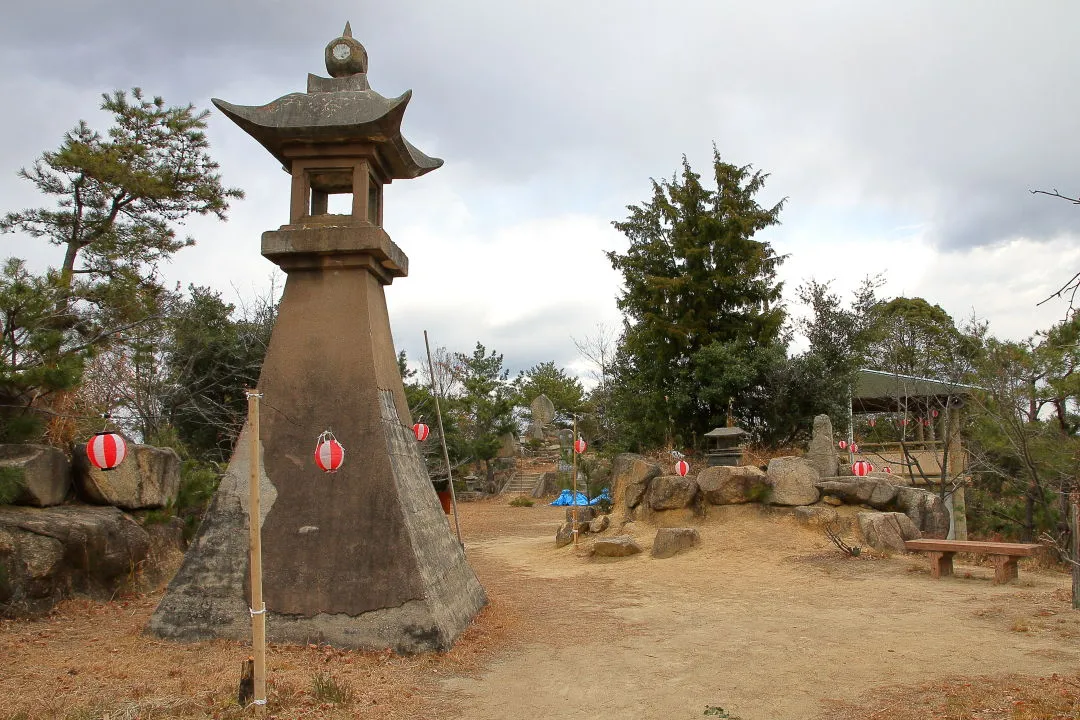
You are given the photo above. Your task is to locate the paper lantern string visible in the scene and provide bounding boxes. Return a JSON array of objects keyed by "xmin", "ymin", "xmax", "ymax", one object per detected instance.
[{"xmin": 249, "ymin": 603, "xmax": 266, "ymax": 617}]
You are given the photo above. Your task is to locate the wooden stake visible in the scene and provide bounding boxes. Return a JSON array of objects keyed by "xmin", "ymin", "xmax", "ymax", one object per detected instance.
[
  {"xmin": 424, "ymin": 331, "xmax": 462, "ymax": 546},
  {"xmin": 572, "ymin": 416, "xmax": 579, "ymax": 546},
  {"xmin": 245, "ymin": 390, "xmax": 267, "ymax": 709}
]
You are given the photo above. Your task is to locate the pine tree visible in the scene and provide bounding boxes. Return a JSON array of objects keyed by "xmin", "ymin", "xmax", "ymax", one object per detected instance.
[{"xmin": 606, "ymin": 148, "xmax": 787, "ymax": 448}]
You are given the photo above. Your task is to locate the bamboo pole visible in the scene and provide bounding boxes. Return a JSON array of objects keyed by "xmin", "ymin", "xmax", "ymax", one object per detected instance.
[
  {"xmin": 572, "ymin": 416, "xmax": 579, "ymax": 546},
  {"xmin": 245, "ymin": 390, "xmax": 267, "ymax": 709},
  {"xmin": 424, "ymin": 331, "xmax": 462, "ymax": 546}
]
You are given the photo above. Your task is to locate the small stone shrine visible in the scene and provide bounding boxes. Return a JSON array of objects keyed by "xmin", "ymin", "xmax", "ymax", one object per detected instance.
[
  {"xmin": 704, "ymin": 426, "xmax": 747, "ymax": 467},
  {"xmin": 147, "ymin": 24, "xmax": 486, "ymax": 653}
]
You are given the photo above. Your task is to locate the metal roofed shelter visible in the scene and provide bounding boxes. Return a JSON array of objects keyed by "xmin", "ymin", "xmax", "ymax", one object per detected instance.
[{"xmin": 848, "ymin": 369, "xmax": 979, "ymax": 539}]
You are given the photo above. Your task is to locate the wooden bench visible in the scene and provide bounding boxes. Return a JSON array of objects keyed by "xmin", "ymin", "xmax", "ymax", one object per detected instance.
[{"xmin": 903, "ymin": 539, "xmax": 1042, "ymax": 584}]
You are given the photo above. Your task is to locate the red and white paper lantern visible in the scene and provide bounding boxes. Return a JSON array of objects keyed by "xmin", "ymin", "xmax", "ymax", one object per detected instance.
[
  {"xmin": 86, "ymin": 432, "xmax": 127, "ymax": 471},
  {"xmin": 838, "ymin": 440, "xmax": 847, "ymax": 450},
  {"xmin": 883, "ymin": 466, "xmax": 893, "ymax": 474},
  {"xmin": 314, "ymin": 432, "xmax": 345, "ymax": 473},
  {"xmin": 851, "ymin": 460, "xmax": 874, "ymax": 477},
  {"xmin": 573, "ymin": 438, "xmax": 587, "ymax": 454},
  {"xmin": 413, "ymin": 422, "xmax": 430, "ymax": 442},
  {"xmin": 850, "ymin": 443, "xmax": 859, "ymax": 454},
  {"xmin": 675, "ymin": 459, "xmax": 690, "ymax": 477}
]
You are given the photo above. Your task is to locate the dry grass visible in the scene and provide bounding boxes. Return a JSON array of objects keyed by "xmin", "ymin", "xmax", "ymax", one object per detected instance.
[
  {"xmin": 821, "ymin": 673, "xmax": 1080, "ymax": 720},
  {"xmin": 2, "ymin": 500, "xmax": 1076, "ymax": 720}
]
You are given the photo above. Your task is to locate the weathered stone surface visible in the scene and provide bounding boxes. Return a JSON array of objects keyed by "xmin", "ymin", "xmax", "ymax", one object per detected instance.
[
  {"xmin": 816, "ymin": 479, "xmax": 950, "ymax": 538},
  {"xmin": 816, "ymin": 478, "xmax": 900, "ymax": 507},
  {"xmin": 822, "ymin": 495, "xmax": 843, "ymax": 506},
  {"xmin": 610, "ymin": 453, "xmax": 661, "ymax": 510},
  {"xmin": 651, "ymin": 527, "xmax": 700, "ymax": 558},
  {"xmin": 895, "ymin": 487, "xmax": 950, "ymax": 538},
  {"xmin": 0, "ymin": 444, "xmax": 70, "ymax": 507},
  {"xmin": 805, "ymin": 415, "xmax": 838, "ymax": 479},
  {"xmin": 794, "ymin": 506, "xmax": 839, "ymax": 526},
  {"xmin": 767, "ymin": 457, "xmax": 821, "ymax": 506},
  {"xmin": 73, "ymin": 443, "xmax": 180, "ymax": 510},
  {"xmin": 531, "ymin": 471, "xmax": 562, "ymax": 498},
  {"xmin": 592, "ymin": 535, "xmax": 642, "ymax": 557},
  {"xmin": 646, "ymin": 475, "xmax": 698, "ymax": 511},
  {"xmin": 857, "ymin": 511, "xmax": 922, "ymax": 552},
  {"xmin": 564, "ymin": 506, "xmax": 597, "ymax": 523},
  {"xmin": 555, "ymin": 523, "xmax": 574, "ymax": 548},
  {"xmin": 697, "ymin": 465, "xmax": 771, "ymax": 505},
  {"xmin": 0, "ymin": 505, "xmax": 150, "ymax": 615},
  {"xmin": 588, "ymin": 515, "xmax": 610, "ymax": 533},
  {"xmin": 149, "ymin": 396, "xmax": 488, "ymax": 653}
]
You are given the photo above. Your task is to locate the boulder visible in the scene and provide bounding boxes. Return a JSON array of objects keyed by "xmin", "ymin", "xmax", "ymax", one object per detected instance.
[
  {"xmin": 564, "ymin": 505, "xmax": 597, "ymax": 523},
  {"xmin": 805, "ymin": 415, "xmax": 838, "ymax": 478},
  {"xmin": 822, "ymin": 495, "xmax": 843, "ymax": 506},
  {"xmin": 0, "ymin": 444, "xmax": 70, "ymax": 507},
  {"xmin": 588, "ymin": 515, "xmax": 610, "ymax": 534},
  {"xmin": 794, "ymin": 506, "xmax": 839, "ymax": 526},
  {"xmin": 592, "ymin": 535, "xmax": 643, "ymax": 557},
  {"xmin": 555, "ymin": 523, "xmax": 574, "ymax": 548},
  {"xmin": 895, "ymin": 487, "xmax": 950, "ymax": 538},
  {"xmin": 857, "ymin": 511, "xmax": 922, "ymax": 553},
  {"xmin": 651, "ymin": 527, "xmax": 700, "ymax": 559},
  {"xmin": 816, "ymin": 478, "xmax": 900, "ymax": 507},
  {"xmin": 646, "ymin": 475, "xmax": 698, "ymax": 511},
  {"xmin": 610, "ymin": 454, "xmax": 661, "ymax": 510},
  {"xmin": 816, "ymin": 479, "xmax": 950, "ymax": 538},
  {"xmin": 73, "ymin": 442, "xmax": 181, "ymax": 510},
  {"xmin": 697, "ymin": 465, "xmax": 771, "ymax": 505},
  {"xmin": 766, "ymin": 457, "xmax": 821, "ymax": 506},
  {"xmin": 0, "ymin": 505, "xmax": 150, "ymax": 615}
]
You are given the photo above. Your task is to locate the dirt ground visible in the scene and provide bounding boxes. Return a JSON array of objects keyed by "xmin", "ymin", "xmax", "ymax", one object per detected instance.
[{"xmin": 1, "ymin": 498, "xmax": 1077, "ymax": 720}]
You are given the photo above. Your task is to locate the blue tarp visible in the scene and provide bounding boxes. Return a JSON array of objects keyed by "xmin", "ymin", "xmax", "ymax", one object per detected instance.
[
  {"xmin": 550, "ymin": 488, "xmax": 611, "ymax": 506},
  {"xmin": 550, "ymin": 489, "xmax": 589, "ymax": 506}
]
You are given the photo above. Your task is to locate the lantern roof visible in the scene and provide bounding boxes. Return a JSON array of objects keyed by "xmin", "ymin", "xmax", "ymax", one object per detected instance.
[{"xmin": 212, "ymin": 23, "xmax": 442, "ymax": 180}]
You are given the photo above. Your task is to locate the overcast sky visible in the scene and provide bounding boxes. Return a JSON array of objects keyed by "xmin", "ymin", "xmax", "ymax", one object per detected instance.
[{"xmin": 2, "ymin": 1, "xmax": 1078, "ymax": 383}]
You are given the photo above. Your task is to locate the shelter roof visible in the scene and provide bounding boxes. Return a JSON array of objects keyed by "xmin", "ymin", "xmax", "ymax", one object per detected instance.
[{"xmin": 853, "ymin": 369, "xmax": 979, "ymax": 413}]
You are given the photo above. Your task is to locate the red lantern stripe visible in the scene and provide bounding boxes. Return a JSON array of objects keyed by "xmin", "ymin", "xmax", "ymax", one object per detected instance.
[
  {"xmin": 88, "ymin": 432, "xmax": 127, "ymax": 470},
  {"xmin": 676, "ymin": 460, "xmax": 690, "ymax": 477},
  {"xmin": 574, "ymin": 438, "xmax": 586, "ymax": 454},
  {"xmin": 413, "ymin": 423, "xmax": 430, "ymax": 442},
  {"xmin": 315, "ymin": 439, "xmax": 345, "ymax": 472}
]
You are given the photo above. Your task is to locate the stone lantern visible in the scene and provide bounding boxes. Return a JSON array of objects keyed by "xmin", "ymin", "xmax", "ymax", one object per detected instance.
[{"xmin": 148, "ymin": 24, "xmax": 486, "ymax": 653}]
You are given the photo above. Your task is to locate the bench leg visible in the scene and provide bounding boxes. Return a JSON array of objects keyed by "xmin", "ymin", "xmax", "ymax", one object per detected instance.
[
  {"xmin": 992, "ymin": 556, "xmax": 1019, "ymax": 584},
  {"xmin": 928, "ymin": 551, "xmax": 954, "ymax": 578}
]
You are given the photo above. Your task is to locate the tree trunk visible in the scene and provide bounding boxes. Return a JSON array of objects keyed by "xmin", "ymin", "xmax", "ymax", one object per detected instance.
[
  {"xmin": 1071, "ymin": 502, "xmax": 1079, "ymax": 610},
  {"xmin": 1024, "ymin": 483, "xmax": 1036, "ymax": 542}
]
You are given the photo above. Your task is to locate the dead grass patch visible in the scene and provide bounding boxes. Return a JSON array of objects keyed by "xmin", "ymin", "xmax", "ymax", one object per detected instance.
[{"xmin": 820, "ymin": 672, "xmax": 1080, "ymax": 720}]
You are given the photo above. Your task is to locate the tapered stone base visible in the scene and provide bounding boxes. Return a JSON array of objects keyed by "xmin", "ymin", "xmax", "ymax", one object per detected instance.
[{"xmin": 147, "ymin": 245, "xmax": 486, "ymax": 652}]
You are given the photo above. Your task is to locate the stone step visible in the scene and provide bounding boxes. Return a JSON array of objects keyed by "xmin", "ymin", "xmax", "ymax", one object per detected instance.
[{"xmin": 502, "ymin": 472, "xmax": 541, "ymax": 494}]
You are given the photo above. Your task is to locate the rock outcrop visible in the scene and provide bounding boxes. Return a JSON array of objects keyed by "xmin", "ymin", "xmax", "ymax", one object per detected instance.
[
  {"xmin": 651, "ymin": 527, "xmax": 700, "ymax": 558},
  {"xmin": 815, "ymin": 478, "xmax": 949, "ymax": 537},
  {"xmin": 592, "ymin": 535, "xmax": 643, "ymax": 557},
  {"xmin": 766, "ymin": 457, "xmax": 820, "ymax": 506},
  {"xmin": 646, "ymin": 475, "xmax": 698, "ymax": 511},
  {"xmin": 805, "ymin": 414, "xmax": 838, "ymax": 478},
  {"xmin": 73, "ymin": 442, "xmax": 181, "ymax": 510},
  {"xmin": 0, "ymin": 505, "xmax": 150, "ymax": 615},
  {"xmin": 857, "ymin": 511, "xmax": 922, "ymax": 552},
  {"xmin": 610, "ymin": 454, "xmax": 661, "ymax": 511},
  {"xmin": 697, "ymin": 465, "xmax": 771, "ymax": 505},
  {"xmin": 0, "ymin": 444, "xmax": 70, "ymax": 507}
]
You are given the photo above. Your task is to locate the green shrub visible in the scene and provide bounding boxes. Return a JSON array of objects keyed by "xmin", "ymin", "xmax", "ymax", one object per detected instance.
[{"xmin": 0, "ymin": 466, "xmax": 26, "ymax": 505}]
